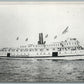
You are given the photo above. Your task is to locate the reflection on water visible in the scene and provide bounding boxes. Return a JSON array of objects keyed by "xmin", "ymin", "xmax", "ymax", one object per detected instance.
[{"xmin": 0, "ymin": 57, "xmax": 84, "ymax": 82}]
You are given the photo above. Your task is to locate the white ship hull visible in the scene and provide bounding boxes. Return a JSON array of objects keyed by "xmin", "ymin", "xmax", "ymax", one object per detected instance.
[
  {"xmin": 0, "ymin": 50, "xmax": 84, "ymax": 58},
  {"xmin": 0, "ymin": 35, "xmax": 84, "ymax": 58}
]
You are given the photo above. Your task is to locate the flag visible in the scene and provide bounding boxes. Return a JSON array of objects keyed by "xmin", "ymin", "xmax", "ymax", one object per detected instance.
[
  {"xmin": 25, "ymin": 38, "xmax": 28, "ymax": 41},
  {"xmin": 16, "ymin": 37, "xmax": 19, "ymax": 40},
  {"xmin": 62, "ymin": 26, "xmax": 69, "ymax": 34},
  {"xmin": 45, "ymin": 34, "xmax": 48, "ymax": 38},
  {"xmin": 54, "ymin": 35, "xmax": 57, "ymax": 39}
]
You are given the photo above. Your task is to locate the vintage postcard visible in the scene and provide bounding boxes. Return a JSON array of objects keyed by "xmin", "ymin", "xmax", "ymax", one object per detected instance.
[{"xmin": 0, "ymin": 1, "xmax": 84, "ymax": 82}]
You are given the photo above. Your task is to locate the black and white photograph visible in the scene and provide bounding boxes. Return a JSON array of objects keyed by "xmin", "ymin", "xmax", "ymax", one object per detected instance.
[{"xmin": 0, "ymin": 2, "xmax": 84, "ymax": 82}]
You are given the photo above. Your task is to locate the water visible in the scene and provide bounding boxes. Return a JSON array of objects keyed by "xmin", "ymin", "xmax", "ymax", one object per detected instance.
[{"xmin": 0, "ymin": 57, "xmax": 84, "ymax": 82}]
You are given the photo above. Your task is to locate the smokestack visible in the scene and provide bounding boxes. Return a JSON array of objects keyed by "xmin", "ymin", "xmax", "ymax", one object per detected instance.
[
  {"xmin": 38, "ymin": 33, "xmax": 44, "ymax": 44},
  {"xmin": 40, "ymin": 33, "xmax": 43, "ymax": 44}
]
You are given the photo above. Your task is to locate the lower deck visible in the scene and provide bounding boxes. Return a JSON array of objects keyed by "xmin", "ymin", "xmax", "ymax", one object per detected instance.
[{"xmin": 0, "ymin": 50, "xmax": 84, "ymax": 57}]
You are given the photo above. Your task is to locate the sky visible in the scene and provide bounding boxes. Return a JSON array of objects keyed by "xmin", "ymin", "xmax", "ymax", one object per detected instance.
[{"xmin": 0, "ymin": 2, "xmax": 84, "ymax": 48}]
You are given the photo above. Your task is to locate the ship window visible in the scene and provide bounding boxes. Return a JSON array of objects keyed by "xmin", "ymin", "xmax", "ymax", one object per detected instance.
[
  {"xmin": 21, "ymin": 49, "xmax": 24, "ymax": 52},
  {"xmin": 68, "ymin": 47, "xmax": 70, "ymax": 49},
  {"xmin": 8, "ymin": 49, "xmax": 10, "ymax": 52},
  {"xmin": 29, "ymin": 49, "xmax": 34, "ymax": 51},
  {"xmin": 16, "ymin": 50, "xmax": 18, "ymax": 52},
  {"xmin": 53, "ymin": 48, "xmax": 55, "ymax": 50},
  {"xmin": 29, "ymin": 49, "xmax": 31, "ymax": 51},
  {"xmin": 58, "ymin": 48, "xmax": 61, "ymax": 51},
  {"xmin": 46, "ymin": 48, "xmax": 49, "ymax": 51},
  {"xmin": 65, "ymin": 48, "xmax": 67, "ymax": 50},
  {"xmin": 1, "ymin": 50, "xmax": 3, "ymax": 52},
  {"xmin": 20, "ymin": 50, "xmax": 23, "ymax": 52},
  {"xmin": 35, "ymin": 48, "xmax": 37, "ymax": 51},
  {"xmin": 40, "ymin": 49, "xmax": 43, "ymax": 51},
  {"xmin": 12, "ymin": 49, "xmax": 15, "ymax": 52},
  {"xmin": 62, "ymin": 48, "xmax": 64, "ymax": 50},
  {"xmin": 25, "ymin": 49, "xmax": 28, "ymax": 51}
]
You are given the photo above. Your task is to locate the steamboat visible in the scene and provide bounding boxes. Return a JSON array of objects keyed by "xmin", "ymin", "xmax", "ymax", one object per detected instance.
[{"xmin": 0, "ymin": 33, "xmax": 84, "ymax": 58}]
